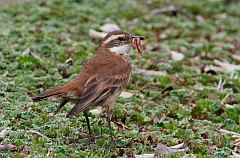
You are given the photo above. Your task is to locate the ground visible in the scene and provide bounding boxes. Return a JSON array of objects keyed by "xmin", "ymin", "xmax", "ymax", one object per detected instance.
[{"xmin": 0, "ymin": 0, "xmax": 240, "ymax": 157}]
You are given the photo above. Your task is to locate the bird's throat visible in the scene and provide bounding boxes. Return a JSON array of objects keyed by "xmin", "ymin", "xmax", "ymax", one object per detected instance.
[{"xmin": 109, "ymin": 44, "xmax": 131, "ymax": 55}]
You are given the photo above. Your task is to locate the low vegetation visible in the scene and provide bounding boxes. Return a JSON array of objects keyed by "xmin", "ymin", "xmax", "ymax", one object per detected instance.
[{"xmin": 0, "ymin": 0, "xmax": 239, "ymax": 157}]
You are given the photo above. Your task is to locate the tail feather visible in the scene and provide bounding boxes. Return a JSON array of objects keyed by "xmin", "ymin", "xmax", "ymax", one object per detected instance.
[{"xmin": 32, "ymin": 87, "xmax": 64, "ymax": 101}]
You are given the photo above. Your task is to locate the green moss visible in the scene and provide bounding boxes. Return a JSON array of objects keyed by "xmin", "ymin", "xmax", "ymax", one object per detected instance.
[
  {"xmin": 0, "ymin": 0, "xmax": 239, "ymax": 157},
  {"xmin": 18, "ymin": 55, "xmax": 42, "ymax": 70}
]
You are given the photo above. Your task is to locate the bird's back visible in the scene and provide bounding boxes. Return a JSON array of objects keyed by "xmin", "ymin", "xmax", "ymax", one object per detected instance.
[{"xmin": 62, "ymin": 48, "xmax": 132, "ymax": 101}]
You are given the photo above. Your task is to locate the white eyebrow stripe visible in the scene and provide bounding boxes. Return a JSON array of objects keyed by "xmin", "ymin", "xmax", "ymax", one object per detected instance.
[{"xmin": 103, "ymin": 35, "xmax": 125, "ymax": 44}]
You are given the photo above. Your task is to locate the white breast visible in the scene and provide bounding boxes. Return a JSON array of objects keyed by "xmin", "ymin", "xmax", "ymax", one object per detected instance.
[{"xmin": 109, "ymin": 44, "xmax": 131, "ymax": 55}]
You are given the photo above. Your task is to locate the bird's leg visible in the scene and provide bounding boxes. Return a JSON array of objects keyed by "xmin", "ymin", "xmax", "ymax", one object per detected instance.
[
  {"xmin": 107, "ymin": 110, "xmax": 115, "ymax": 149},
  {"xmin": 53, "ymin": 98, "xmax": 68, "ymax": 115},
  {"xmin": 83, "ymin": 111, "xmax": 94, "ymax": 143}
]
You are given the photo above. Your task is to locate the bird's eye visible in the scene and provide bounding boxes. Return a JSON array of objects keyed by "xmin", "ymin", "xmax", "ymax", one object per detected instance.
[{"xmin": 118, "ymin": 37, "xmax": 124, "ymax": 41}]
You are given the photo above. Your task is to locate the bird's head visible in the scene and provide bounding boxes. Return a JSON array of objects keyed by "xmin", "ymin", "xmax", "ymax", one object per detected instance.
[{"xmin": 100, "ymin": 30, "xmax": 145, "ymax": 55}]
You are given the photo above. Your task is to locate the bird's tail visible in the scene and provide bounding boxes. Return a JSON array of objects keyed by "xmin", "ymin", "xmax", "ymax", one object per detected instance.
[{"xmin": 32, "ymin": 87, "xmax": 65, "ymax": 101}]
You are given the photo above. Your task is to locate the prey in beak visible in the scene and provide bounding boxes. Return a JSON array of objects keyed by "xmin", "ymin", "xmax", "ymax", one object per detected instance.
[{"xmin": 132, "ymin": 35, "xmax": 146, "ymax": 55}]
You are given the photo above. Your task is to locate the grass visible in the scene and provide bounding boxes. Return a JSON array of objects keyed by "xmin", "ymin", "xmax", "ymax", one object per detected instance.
[{"xmin": 0, "ymin": 0, "xmax": 240, "ymax": 157}]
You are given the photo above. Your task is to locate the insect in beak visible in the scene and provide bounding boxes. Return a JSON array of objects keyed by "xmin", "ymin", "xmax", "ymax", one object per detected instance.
[{"xmin": 132, "ymin": 36, "xmax": 146, "ymax": 55}]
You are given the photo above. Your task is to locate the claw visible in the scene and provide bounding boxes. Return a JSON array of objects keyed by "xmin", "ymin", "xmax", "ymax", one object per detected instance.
[{"xmin": 109, "ymin": 139, "xmax": 116, "ymax": 150}]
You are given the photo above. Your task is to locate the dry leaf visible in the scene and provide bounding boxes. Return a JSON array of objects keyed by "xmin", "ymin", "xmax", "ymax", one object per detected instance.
[
  {"xmin": 113, "ymin": 121, "xmax": 130, "ymax": 131},
  {"xmin": 120, "ymin": 91, "xmax": 134, "ymax": 98},
  {"xmin": 137, "ymin": 68, "xmax": 166, "ymax": 77},
  {"xmin": 89, "ymin": 23, "xmax": 121, "ymax": 39},
  {"xmin": 182, "ymin": 154, "xmax": 196, "ymax": 158},
  {"xmin": 233, "ymin": 135, "xmax": 240, "ymax": 147},
  {"xmin": 170, "ymin": 142, "xmax": 185, "ymax": 149},
  {"xmin": 0, "ymin": 143, "xmax": 16, "ymax": 152},
  {"xmin": 217, "ymin": 129, "xmax": 240, "ymax": 137},
  {"xmin": 151, "ymin": 5, "xmax": 179, "ymax": 16},
  {"xmin": 159, "ymin": 114, "xmax": 166, "ymax": 122},
  {"xmin": 217, "ymin": 129, "xmax": 240, "ymax": 157},
  {"xmin": 201, "ymin": 65, "xmax": 217, "ymax": 75},
  {"xmin": 0, "ymin": 127, "xmax": 11, "ymax": 138},
  {"xmin": 214, "ymin": 60, "xmax": 240, "ymax": 73},
  {"xmin": 135, "ymin": 143, "xmax": 188, "ymax": 158},
  {"xmin": 22, "ymin": 48, "xmax": 43, "ymax": 62},
  {"xmin": 159, "ymin": 33, "xmax": 168, "ymax": 40},
  {"xmin": 26, "ymin": 130, "xmax": 48, "ymax": 139},
  {"xmin": 231, "ymin": 54, "xmax": 240, "ymax": 62},
  {"xmin": 134, "ymin": 154, "xmax": 154, "ymax": 158},
  {"xmin": 64, "ymin": 58, "xmax": 73, "ymax": 66},
  {"xmin": 224, "ymin": 104, "xmax": 236, "ymax": 109},
  {"xmin": 203, "ymin": 65, "xmax": 223, "ymax": 73},
  {"xmin": 22, "ymin": 48, "xmax": 33, "ymax": 55},
  {"xmin": 89, "ymin": 29, "xmax": 106, "ymax": 39},
  {"xmin": 155, "ymin": 143, "xmax": 188, "ymax": 157},
  {"xmin": 100, "ymin": 23, "xmax": 121, "ymax": 33},
  {"xmin": 231, "ymin": 151, "xmax": 240, "ymax": 158},
  {"xmin": 90, "ymin": 107, "xmax": 103, "ymax": 116},
  {"xmin": 145, "ymin": 44, "xmax": 159, "ymax": 51},
  {"xmin": 196, "ymin": 15, "xmax": 205, "ymax": 22},
  {"xmin": 170, "ymin": 50, "xmax": 184, "ymax": 61}
]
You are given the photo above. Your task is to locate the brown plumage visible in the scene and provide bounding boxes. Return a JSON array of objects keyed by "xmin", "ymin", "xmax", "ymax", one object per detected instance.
[{"xmin": 32, "ymin": 30, "xmax": 145, "ymax": 148}]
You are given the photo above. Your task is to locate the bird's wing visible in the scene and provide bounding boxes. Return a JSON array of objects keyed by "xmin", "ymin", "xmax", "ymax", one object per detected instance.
[{"xmin": 66, "ymin": 73, "xmax": 130, "ymax": 118}]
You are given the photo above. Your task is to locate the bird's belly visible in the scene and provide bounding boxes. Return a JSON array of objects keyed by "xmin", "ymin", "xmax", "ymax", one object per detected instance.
[
  {"xmin": 64, "ymin": 92, "xmax": 80, "ymax": 101},
  {"xmin": 102, "ymin": 90, "xmax": 122, "ymax": 113},
  {"xmin": 80, "ymin": 89, "xmax": 123, "ymax": 114}
]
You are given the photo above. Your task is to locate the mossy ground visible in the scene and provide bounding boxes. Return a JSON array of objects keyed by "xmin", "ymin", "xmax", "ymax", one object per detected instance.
[{"xmin": 0, "ymin": 0, "xmax": 239, "ymax": 157}]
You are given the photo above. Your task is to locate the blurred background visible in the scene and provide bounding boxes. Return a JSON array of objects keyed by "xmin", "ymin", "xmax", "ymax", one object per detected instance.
[{"xmin": 0, "ymin": 0, "xmax": 239, "ymax": 157}]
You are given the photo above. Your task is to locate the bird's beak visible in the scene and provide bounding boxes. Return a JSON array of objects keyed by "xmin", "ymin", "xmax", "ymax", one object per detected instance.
[{"xmin": 132, "ymin": 36, "xmax": 146, "ymax": 55}]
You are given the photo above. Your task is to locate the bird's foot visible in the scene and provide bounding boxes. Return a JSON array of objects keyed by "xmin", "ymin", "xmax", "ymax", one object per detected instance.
[
  {"xmin": 85, "ymin": 135, "xmax": 95, "ymax": 145},
  {"xmin": 109, "ymin": 139, "xmax": 116, "ymax": 150},
  {"xmin": 52, "ymin": 109, "xmax": 60, "ymax": 115}
]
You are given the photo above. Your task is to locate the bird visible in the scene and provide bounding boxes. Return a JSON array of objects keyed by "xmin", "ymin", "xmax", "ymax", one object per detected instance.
[{"xmin": 32, "ymin": 30, "xmax": 145, "ymax": 148}]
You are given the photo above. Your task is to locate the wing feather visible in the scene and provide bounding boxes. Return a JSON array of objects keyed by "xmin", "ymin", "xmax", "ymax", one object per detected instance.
[{"xmin": 66, "ymin": 74, "xmax": 129, "ymax": 118}]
